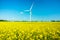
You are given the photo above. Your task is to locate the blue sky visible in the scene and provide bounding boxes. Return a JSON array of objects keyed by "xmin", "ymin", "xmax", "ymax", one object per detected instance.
[{"xmin": 0, "ymin": 0, "xmax": 60, "ymax": 21}]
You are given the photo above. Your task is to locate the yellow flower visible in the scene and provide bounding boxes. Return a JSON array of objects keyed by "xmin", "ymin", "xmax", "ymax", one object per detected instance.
[
  {"xmin": 39, "ymin": 34, "xmax": 43, "ymax": 38},
  {"xmin": 30, "ymin": 38, "xmax": 34, "ymax": 40}
]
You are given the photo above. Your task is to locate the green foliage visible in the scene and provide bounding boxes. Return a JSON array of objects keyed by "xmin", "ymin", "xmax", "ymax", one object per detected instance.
[
  {"xmin": 0, "ymin": 20, "xmax": 9, "ymax": 22},
  {"xmin": 0, "ymin": 19, "xmax": 60, "ymax": 22},
  {"xmin": 51, "ymin": 20, "xmax": 60, "ymax": 22}
]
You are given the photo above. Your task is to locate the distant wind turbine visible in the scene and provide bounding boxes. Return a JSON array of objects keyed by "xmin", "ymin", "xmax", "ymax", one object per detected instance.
[{"xmin": 24, "ymin": 2, "xmax": 34, "ymax": 21}]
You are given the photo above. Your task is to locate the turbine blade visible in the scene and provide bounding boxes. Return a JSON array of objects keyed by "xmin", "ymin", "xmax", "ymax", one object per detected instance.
[
  {"xmin": 30, "ymin": 2, "xmax": 34, "ymax": 11},
  {"xmin": 24, "ymin": 10, "xmax": 30, "ymax": 12}
]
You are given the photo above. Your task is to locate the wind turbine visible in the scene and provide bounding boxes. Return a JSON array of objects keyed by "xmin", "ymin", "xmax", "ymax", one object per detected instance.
[{"xmin": 24, "ymin": 2, "xmax": 34, "ymax": 21}]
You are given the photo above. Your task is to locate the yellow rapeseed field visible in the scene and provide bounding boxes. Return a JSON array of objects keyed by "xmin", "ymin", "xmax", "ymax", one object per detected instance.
[{"xmin": 0, "ymin": 22, "xmax": 60, "ymax": 40}]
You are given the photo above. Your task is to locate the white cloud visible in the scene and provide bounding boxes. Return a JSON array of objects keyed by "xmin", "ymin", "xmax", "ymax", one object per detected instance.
[{"xmin": 20, "ymin": 12, "xmax": 24, "ymax": 14}]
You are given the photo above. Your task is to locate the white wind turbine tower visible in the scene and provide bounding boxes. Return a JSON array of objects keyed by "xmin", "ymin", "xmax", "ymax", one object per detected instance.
[{"xmin": 24, "ymin": 2, "xmax": 34, "ymax": 21}]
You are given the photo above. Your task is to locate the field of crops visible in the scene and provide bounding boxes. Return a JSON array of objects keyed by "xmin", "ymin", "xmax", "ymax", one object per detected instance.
[{"xmin": 0, "ymin": 22, "xmax": 60, "ymax": 40}]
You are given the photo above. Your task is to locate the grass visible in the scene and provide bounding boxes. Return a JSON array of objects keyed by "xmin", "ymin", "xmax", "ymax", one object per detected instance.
[{"xmin": 0, "ymin": 22, "xmax": 60, "ymax": 40}]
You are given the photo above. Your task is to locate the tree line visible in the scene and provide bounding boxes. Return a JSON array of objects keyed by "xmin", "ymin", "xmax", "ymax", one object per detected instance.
[{"xmin": 0, "ymin": 20, "xmax": 60, "ymax": 22}]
